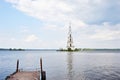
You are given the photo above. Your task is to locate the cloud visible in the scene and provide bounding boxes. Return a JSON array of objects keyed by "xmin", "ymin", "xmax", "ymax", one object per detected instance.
[
  {"xmin": 75, "ymin": 22, "xmax": 120, "ymax": 40},
  {"xmin": 5, "ymin": 0, "xmax": 73, "ymax": 23},
  {"xmin": 90, "ymin": 30, "xmax": 120, "ymax": 40},
  {"xmin": 24, "ymin": 34, "xmax": 38, "ymax": 42},
  {"xmin": 89, "ymin": 23, "xmax": 120, "ymax": 40},
  {"xmin": 72, "ymin": 22, "xmax": 120, "ymax": 48},
  {"xmin": 5, "ymin": 0, "xmax": 120, "ymax": 24}
]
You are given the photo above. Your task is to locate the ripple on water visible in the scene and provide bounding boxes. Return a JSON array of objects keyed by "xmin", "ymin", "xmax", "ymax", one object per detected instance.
[{"xmin": 77, "ymin": 66, "xmax": 120, "ymax": 80}]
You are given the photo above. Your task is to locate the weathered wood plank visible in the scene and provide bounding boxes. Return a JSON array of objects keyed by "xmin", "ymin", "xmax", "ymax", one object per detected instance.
[{"xmin": 7, "ymin": 71, "xmax": 40, "ymax": 80}]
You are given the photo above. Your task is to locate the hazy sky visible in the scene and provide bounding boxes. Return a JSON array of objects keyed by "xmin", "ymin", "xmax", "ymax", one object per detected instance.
[{"xmin": 0, "ymin": 0, "xmax": 120, "ymax": 49}]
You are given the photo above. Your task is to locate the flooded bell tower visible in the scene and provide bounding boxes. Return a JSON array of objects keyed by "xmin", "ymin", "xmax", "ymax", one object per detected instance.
[{"xmin": 67, "ymin": 23, "xmax": 74, "ymax": 50}]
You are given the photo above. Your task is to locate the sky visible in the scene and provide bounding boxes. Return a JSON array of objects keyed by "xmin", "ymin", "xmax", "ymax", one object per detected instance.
[{"xmin": 0, "ymin": 0, "xmax": 120, "ymax": 49}]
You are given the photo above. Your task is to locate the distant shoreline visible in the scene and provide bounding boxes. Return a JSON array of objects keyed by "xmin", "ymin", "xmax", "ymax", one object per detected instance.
[
  {"xmin": 0, "ymin": 48, "xmax": 56, "ymax": 51},
  {"xmin": 0, "ymin": 48, "xmax": 120, "ymax": 51}
]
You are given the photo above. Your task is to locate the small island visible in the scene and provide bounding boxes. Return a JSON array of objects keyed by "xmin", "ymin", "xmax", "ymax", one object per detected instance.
[{"xmin": 57, "ymin": 48, "xmax": 80, "ymax": 52}]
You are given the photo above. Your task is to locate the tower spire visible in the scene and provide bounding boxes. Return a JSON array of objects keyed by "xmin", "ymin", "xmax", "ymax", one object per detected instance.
[{"xmin": 67, "ymin": 23, "xmax": 74, "ymax": 50}]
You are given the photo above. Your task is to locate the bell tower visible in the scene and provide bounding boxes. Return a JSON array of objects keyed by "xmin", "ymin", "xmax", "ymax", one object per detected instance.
[{"xmin": 67, "ymin": 23, "xmax": 74, "ymax": 50}]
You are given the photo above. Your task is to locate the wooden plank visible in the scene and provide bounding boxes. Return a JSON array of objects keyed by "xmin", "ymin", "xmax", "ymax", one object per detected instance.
[{"xmin": 7, "ymin": 71, "xmax": 40, "ymax": 80}]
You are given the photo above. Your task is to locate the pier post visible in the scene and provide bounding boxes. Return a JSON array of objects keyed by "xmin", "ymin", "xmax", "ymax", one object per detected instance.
[
  {"xmin": 16, "ymin": 59, "xmax": 19, "ymax": 72},
  {"xmin": 40, "ymin": 58, "xmax": 46, "ymax": 80},
  {"xmin": 40, "ymin": 58, "xmax": 43, "ymax": 73}
]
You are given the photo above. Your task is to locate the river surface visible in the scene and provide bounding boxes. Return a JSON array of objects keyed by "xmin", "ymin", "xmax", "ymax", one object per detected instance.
[{"xmin": 0, "ymin": 50, "xmax": 120, "ymax": 80}]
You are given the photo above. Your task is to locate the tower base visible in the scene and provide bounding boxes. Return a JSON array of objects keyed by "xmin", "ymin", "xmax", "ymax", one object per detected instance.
[{"xmin": 57, "ymin": 48, "xmax": 80, "ymax": 52}]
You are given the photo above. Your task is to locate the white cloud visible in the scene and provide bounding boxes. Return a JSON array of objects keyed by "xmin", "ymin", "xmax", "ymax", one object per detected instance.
[
  {"xmin": 89, "ymin": 23, "xmax": 120, "ymax": 40},
  {"xmin": 24, "ymin": 34, "xmax": 38, "ymax": 42},
  {"xmin": 4, "ymin": 0, "xmax": 116, "ymax": 23},
  {"xmin": 90, "ymin": 30, "xmax": 120, "ymax": 40},
  {"xmin": 64, "ymin": 21, "xmax": 120, "ymax": 48},
  {"xmin": 5, "ymin": 0, "xmax": 74, "ymax": 23},
  {"xmin": 5, "ymin": 0, "xmax": 120, "ymax": 24}
]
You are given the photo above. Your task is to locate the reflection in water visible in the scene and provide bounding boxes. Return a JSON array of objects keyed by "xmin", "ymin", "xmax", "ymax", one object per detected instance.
[
  {"xmin": 66, "ymin": 52, "xmax": 120, "ymax": 80},
  {"xmin": 67, "ymin": 52, "xmax": 74, "ymax": 80}
]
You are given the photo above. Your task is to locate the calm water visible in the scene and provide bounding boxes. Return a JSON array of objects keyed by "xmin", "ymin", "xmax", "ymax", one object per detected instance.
[{"xmin": 0, "ymin": 50, "xmax": 120, "ymax": 80}]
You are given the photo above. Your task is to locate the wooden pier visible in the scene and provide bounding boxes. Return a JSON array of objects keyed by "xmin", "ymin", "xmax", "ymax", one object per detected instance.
[
  {"xmin": 7, "ymin": 71, "xmax": 40, "ymax": 80},
  {"xmin": 6, "ymin": 58, "xmax": 46, "ymax": 80}
]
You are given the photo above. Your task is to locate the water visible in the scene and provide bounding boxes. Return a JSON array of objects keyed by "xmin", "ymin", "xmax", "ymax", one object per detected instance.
[{"xmin": 0, "ymin": 50, "xmax": 120, "ymax": 80}]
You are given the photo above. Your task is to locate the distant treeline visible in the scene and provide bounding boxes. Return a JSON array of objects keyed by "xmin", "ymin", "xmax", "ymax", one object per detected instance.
[
  {"xmin": 58, "ymin": 48, "xmax": 120, "ymax": 52},
  {"xmin": 0, "ymin": 48, "xmax": 25, "ymax": 51},
  {"xmin": 0, "ymin": 48, "xmax": 56, "ymax": 51},
  {"xmin": 9, "ymin": 48, "xmax": 25, "ymax": 51},
  {"xmin": 82, "ymin": 48, "xmax": 120, "ymax": 51}
]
